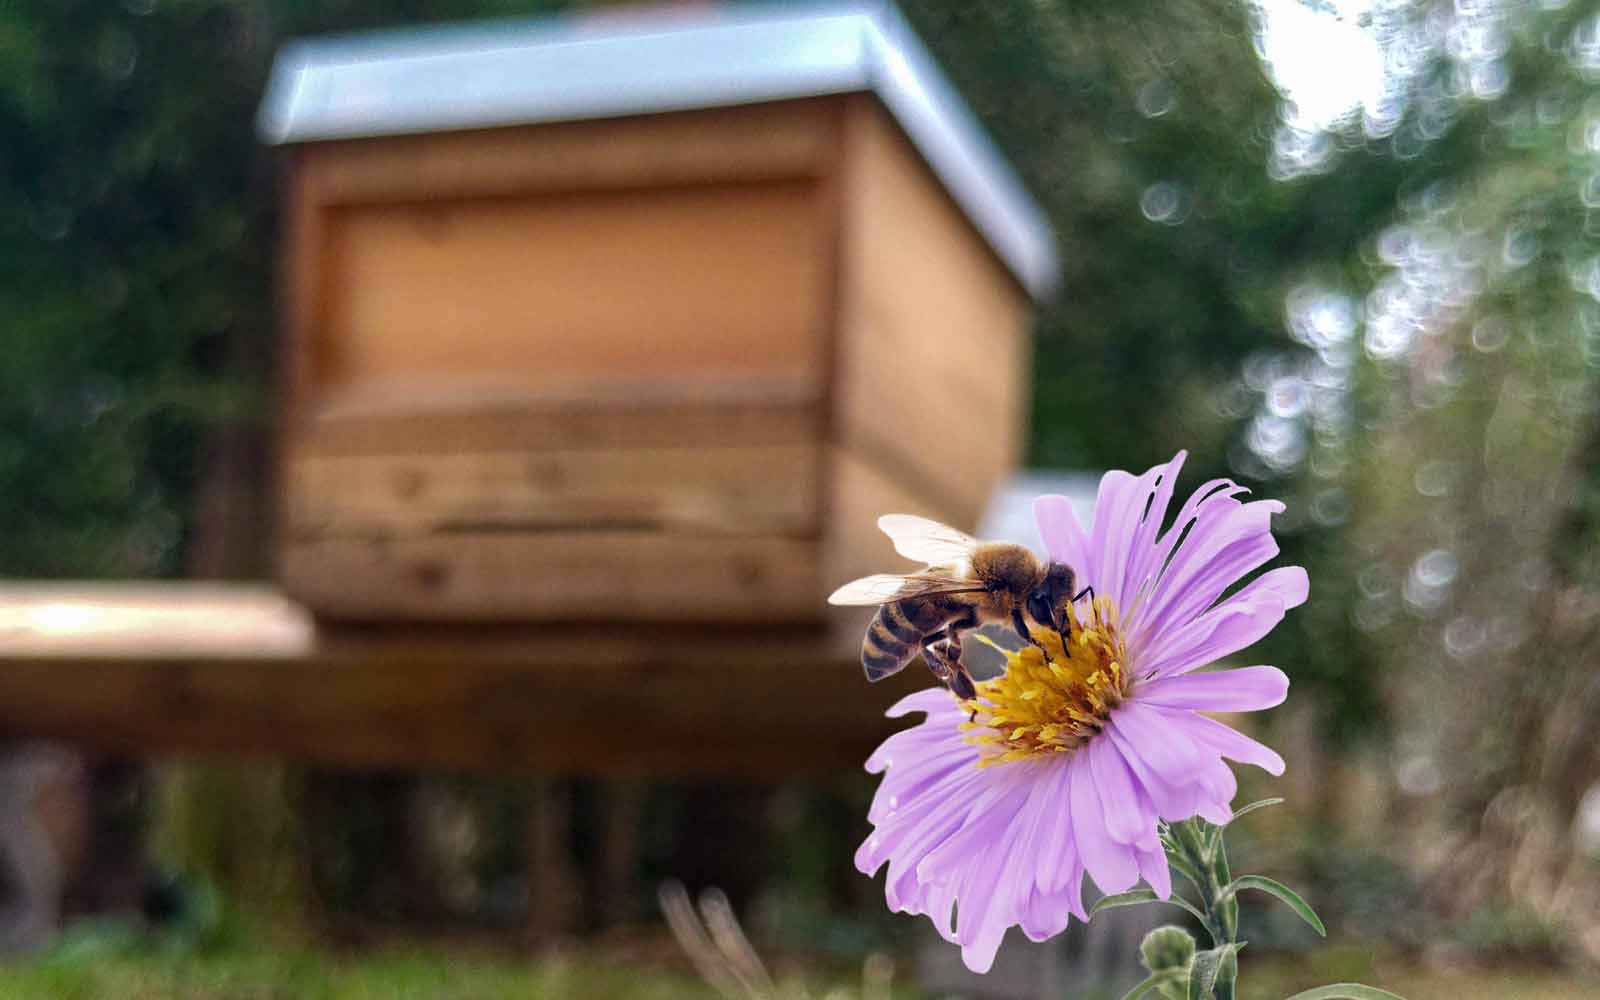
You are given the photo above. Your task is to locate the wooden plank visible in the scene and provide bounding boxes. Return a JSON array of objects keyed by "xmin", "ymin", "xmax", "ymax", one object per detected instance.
[
  {"xmin": 0, "ymin": 584, "xmax": 312, "ymax": 657},
  {"xmin": 279, "ymin": 532, "xmax": 822, "ymax": 623},
  {"xmin": 833, "ymin": 97, "xmax": 1032, "ymax": 526},
  {"xmin": 298, "ymin": 390, "xmax": 820, "ymax": 455},
  {"xmin": 0, "ymin": 585, "xmax": 920, "ymax": 777},
  {"xmin": 317, "ymin": 178, "xmax": 829, "ymax": 396},
  {"xmin": 302, "ymin": 100, "xmax": 839, "ymax": 205},
  {"xmin": 287, "ymin": 445, "xmax": 820, "ymax": 539},
  {"xmin": 280, "ymin": 152, "xmax": 324, "ymax": 423}
]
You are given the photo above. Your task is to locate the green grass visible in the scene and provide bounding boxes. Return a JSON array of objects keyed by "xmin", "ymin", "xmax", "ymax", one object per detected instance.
[
  {"xmin": 0, "ymin": 935, "xmax": 1592, "ymax": 999},
  {"xmin": 0, "ymin": 949, "xmax": 721, "ymax": 1000}
]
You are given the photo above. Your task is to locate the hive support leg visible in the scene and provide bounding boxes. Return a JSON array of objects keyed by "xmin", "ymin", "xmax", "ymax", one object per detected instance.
[
  {"xmin": 63, "ymin": 757, "xmax": 148, "ymax": 919},
  {"xmin": 524, "ymin": 779, "xmax": 582, "ymax": 945},
  {"xmin": 594, "ymin": 780, "xmax": 646, "ymax": 929},
  {"xmin": 0, "ymin": 745, "xmax": 77, "ymax": 954}
]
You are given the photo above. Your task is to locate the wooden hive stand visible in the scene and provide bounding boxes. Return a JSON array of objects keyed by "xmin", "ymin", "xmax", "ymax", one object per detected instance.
[{"xmin": 0, "ymin": 3, "xmax": 1058, "ymax": 777}]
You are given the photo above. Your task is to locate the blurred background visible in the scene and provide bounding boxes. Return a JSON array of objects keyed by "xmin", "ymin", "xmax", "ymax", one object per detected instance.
[{"xmin": 2, "ymin": 0, "xmax": 1600, "ymax": 997}]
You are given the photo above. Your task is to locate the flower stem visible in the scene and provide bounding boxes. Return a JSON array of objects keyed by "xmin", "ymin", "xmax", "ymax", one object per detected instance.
[
  {"xmin": 1161, "ymin": 819, "xmax": 1240, "ymax": 1000},
  {"xmin": 1148, "ymin": 807, "xmax": 1406, "ymax": 1000}
]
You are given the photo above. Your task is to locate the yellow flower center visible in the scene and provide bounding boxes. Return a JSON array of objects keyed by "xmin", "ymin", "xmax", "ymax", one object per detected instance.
[{"xmin": 961, "ymin": 598, "xmax": 1130, "ymax": 767}]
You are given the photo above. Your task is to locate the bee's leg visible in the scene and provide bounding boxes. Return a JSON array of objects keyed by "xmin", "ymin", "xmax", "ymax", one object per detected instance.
[
  {"xmin": 938, "ymin": 624, "xmax": 981, "ymax": 714},
  {"xmin": 918, "ymin": 628, "xmax": 945, "ymax": 661},
  {"xmin": 948, "ymin": 662, "xmax": 978, "ymax": 703},
  {"xmin": 925, "ymin": 639, "xmax": 978, "ymax": 714},
  {"xmin": 1010, "ymin": 607, "xmax": 1048, "ymax": 654},
  {"xmin": 1060, "ymin": 586, "xmax": 1096, "ymax": 650},
  {"xmin": 919, "ymin": 629, "xmax": 955, "ymax": 685}
]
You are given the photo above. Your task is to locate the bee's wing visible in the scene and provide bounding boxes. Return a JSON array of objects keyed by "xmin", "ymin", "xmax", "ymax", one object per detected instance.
[
  {"xmin": 827, "ymin": 572, "xmax": 982, "ymax": 607},
  {"xmin": 877, "ymin": 514, "xmax": 981, "ymax": 566}
]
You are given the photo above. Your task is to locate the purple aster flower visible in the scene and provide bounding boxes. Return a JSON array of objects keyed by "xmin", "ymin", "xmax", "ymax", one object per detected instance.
[{"xmin": 854, "ymin": 451, "xmax": 1306, "ymax": 973}]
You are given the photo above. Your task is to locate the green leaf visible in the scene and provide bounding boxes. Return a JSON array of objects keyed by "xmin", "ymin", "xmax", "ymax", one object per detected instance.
[
  {"xmin": 1187, "ymin": 943, "xmax": 1243, "ymax": 1000},
  {"xmin": 1215, "ymin": 946, "xmax": 1240, "ymax": 1000},
  {"xmin": 1211, "ymin": 837, "xmax": 1237, "ymax": 941},
  {"xmin": 1221, "ymin": 875, "xmax": 1327, "ymax": 937},
  {"xmin": 1120, "ymin": 971, "xmax": 1183, "ymax": 1000},
  {"xmin": 1090, "ymin": 889, "xmax": 1210, "ymax": 927},
  {"xmin": 1228, "ymin": 797, "xmax": 1284, "ymax": 824},
  {"xmin": 1172, "ymin": 820, "xmax": 1211, "ymax": 864},
  {"xmin": 1092, "ymin": 888, "xmax": 1161, "ymax": 914},
  {"xmin": 1280, "ymin": 985, "xmax": 1408, "ymax": 1000},
  {"xmin": 1165, "ymin": 852, "xmax": 1208, "ymax": 894}
]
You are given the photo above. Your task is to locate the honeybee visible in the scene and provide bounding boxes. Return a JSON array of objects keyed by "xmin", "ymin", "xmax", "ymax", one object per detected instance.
[{"xmin": 827, "ymin": 515, "xmax": 1093, "ymax": 700}]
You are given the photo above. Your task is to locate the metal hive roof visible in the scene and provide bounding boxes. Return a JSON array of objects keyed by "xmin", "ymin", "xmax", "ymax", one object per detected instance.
[{"xmin": 257, "ymin": 1, "xmax": 1059, "ymax": 299}]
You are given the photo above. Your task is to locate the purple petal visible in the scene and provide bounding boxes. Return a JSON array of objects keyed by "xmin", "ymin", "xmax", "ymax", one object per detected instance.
[
  {"xmin": 1139, "ymin": 568, "xmax": 1308, "ymax": 679},
  {"xmin": 1034, "ymin": 763, "xmax": 1080, "ymax": 893},
  {"xmin": 957, "ymin": 823, "xmax": 1026, "ymax": 973},
  {"xmin": 1125, "ymin": 478, "xmax": 1249, "ymax": 643},
  {"xmin": 1178, "ymin": 712, "xmax": 1286, "ymax": 776},
  {"xmin": 866, "ymin": 718, "xmax": 972, "ymax": 781},
  {"xmin": 1108, "ymin": 725, "xmax": 1202, "ymax": 822},
  {"xmin": 885, "ymin": 688, "xmax": 961, "ymax": 720},
  {"xmin": 1091, "ymin": 471, "xmax": 1141, "ymax": 606},
  {"xmin": 1135, "ymin": 499, "xmax": 1285, "ymax": 651},
  {"xmin": 1106, "ymin": 702, "xmax": 1204, "ymax": 785},
  {"xmin": 1088, "ymin": 469, "xmax": 1156, "ymax": 606},
  {"xmin": 1021, "ymin": 885, "xmax": 1075, "ymax": 942},
  {"xmin": 1135, "ymin": 841, "xmax": 1172, "ymax": 899},
  {"xmin": 1088, "ymin": 736, "xmax": 1155, "ymax": 845},
  {"xmin": 1189, "ymin": 754, "xmax": 1237, "ymax": 825},
  {"xmin": 1035, "ymin": 494, "xmax": 1095, "ymax": 585},
  {"xmin": 916, "ymin": 771, "xmax": 1033, "ymax": 881},
  {"xmin": 1068, "ymin": 755, "xmax": 1139, "ymax": 894},
  {"xmin": 1117, "ymin": 453, "xmax": 1187, "ymax": 612},
  {"xmin": 1134, "ymin": 666, "xmax": 1290, "ymax": 712},
  {"xmin": 868, "ymin": 772, "xmax": 982, "ymax": 896}
]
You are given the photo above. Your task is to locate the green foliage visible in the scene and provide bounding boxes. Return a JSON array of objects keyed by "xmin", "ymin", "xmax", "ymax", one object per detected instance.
[
  {"xmin": 899, "ymin": 1, "xmax": 1294, "ymax": 471},
  {"xmin": 1286, "ymin": 834, "xmax": 1430, "ymax": 951},
  {"xmin": 1100, "ymin": 810, "xmax": 1411, "ymax": 1000},
  {"xmin": 1447, "ymin": 904, "xmax": 1567, "ymax": 964},
  {"xmin": 0, "ymin": 0, "xmax": 577, "ymax": 576}
]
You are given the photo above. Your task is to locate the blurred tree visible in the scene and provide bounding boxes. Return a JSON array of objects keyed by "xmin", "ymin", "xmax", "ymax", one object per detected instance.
[
  {"xmin": 0, "ymin": 0, "xmax": 582, "ymax": 578},
  {"xmin": 1212, "ymin": 0, "xmax": 1600, "ymax": 948}
]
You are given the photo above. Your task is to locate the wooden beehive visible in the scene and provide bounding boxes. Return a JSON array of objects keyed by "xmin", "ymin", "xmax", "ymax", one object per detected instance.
[{"xmin": 259, "ymin": 3, "xmax": 1057, "ymax": 625}]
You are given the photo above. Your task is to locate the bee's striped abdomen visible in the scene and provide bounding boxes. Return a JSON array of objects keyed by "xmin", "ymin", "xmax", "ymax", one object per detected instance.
[{"xmin": 861, "ymin": 596, "xmax": 963, "ymax": 682}]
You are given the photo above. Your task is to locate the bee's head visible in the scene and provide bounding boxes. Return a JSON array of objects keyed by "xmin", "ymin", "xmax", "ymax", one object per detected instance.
[{"xmin": 1026, "ymin": 562, "xmax": 1077, "ymax": 629}]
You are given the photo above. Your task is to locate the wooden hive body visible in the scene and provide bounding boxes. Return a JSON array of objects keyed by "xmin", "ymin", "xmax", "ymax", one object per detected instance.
[{"xmin": 266, "ymin": 6, "xmax": 1055, "ymax": 627}]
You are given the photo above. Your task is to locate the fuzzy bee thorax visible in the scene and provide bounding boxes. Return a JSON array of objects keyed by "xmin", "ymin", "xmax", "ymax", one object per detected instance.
[{"xmin": 968, "ymin": 542, "xmax": 1046, "ymax": 605}]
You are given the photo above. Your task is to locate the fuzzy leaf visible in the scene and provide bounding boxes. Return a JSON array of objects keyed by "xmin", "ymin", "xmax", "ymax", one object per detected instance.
[
  {"xmin": 1223, "ymin": 875, "xmax": 1327, "ymax": 937},
  {"xmin": 1186, "ymin": 943, "xmax": 1243, "ymax": 1000},
  {"xmin": 1227, "ymin": 797, "xmax": 1285, "ymax": 824},
  {"xmin": 1281, "ymin": 985, "xmax": 1408, "ymax": 1000},
  {"xmin": 1091, "ymin": 888, "xmax": 1210, "ymax": 926},
  {"xmin": 1120, "ymin": 971, "xmax": 1183, "ymax": 1000},
  {"xmin": 1092, "ymin": 889, "xmax": 1160, "ymax": 913}
]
